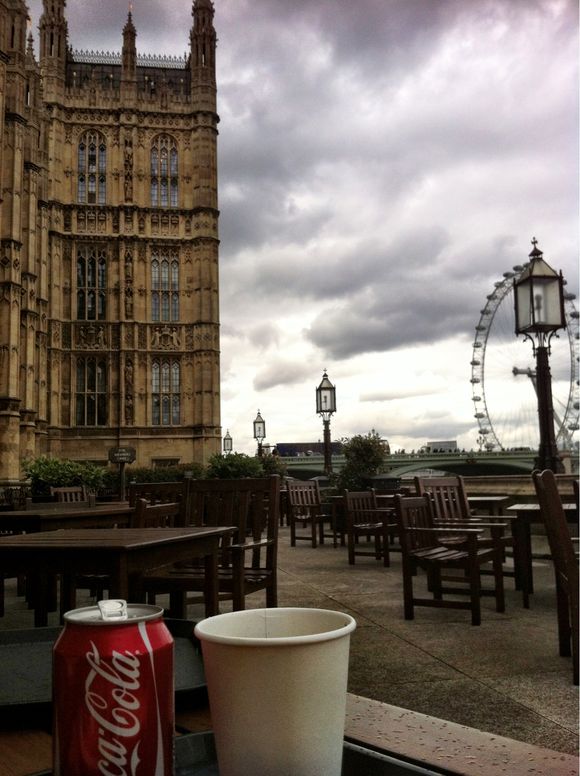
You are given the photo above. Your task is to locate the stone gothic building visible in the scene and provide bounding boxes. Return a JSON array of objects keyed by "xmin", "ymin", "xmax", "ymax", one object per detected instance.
[{"xmin": 0, "ymin": 0, "xmax": 222, "ymax": 483}]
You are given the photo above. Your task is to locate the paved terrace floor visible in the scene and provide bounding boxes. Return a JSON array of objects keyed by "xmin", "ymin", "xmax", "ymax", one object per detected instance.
[{"xmin": 1, "ymin": 526, "xmax": 578, "ymax": 761}]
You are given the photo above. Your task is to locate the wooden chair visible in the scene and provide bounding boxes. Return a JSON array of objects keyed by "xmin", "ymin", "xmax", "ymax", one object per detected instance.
[
  {"xmin": 343, "ymin": 489, "xmax": 396, "ymax": 566},
  {"xmin": 394, "ymin": 494, "xmax": 505, "ymax": 626},
  {"xmin": 415, "ymin": 475, "xmax": 513, "ymax": 568},
  {"xmin": 128, "ymin": 480, "xmax": 188, "ymax": 509},
  {"xmin": 286, "ymin": 479, "xmax": 335, "ymax": 548},
  {"xmin": 141, "ymin": 475, "xmax": 281, "ymax": 616},
  {"xmin": 50, "ymin": 485, "xmax": 88, "ymax": 503},
  {"xmin": 532, "ymin": 469, "xmax": 579, "ymax": 685},
  {"xmin": 132, "ymin": 498, "xmax": 185, "ymax": 528}
]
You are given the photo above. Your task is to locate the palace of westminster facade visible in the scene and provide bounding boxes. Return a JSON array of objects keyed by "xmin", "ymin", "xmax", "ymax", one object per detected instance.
[{"xmin": 0, "ymin": 0, "xmax": 222, "ymax": 482}]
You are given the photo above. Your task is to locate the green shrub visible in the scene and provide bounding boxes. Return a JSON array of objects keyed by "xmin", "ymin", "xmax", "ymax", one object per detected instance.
[
  {"xmin": 22, "ymin": 456, "xmax": 106, "ymax": 496},
  {"xmin": 205, "ymin": 453, "xmax": 264, "ymax": 479},
  {"xmin": 260, "ymin": 453, "xmax": 288, "ymax": 477},
  {"xmin": 124, "ymin": 463, "xmax": 206, "ymax": 484}
]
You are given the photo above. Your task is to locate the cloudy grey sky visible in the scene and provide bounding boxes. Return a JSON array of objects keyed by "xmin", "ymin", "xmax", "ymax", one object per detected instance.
[{"xmin": 27, "ymin": 0, "xmax": 579, "ymax": 454}]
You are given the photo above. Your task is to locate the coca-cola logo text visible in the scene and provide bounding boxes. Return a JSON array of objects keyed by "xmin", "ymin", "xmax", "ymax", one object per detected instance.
[{"xmin": 85, "ymin": 641, "xmax": 142, "ymax": 776}]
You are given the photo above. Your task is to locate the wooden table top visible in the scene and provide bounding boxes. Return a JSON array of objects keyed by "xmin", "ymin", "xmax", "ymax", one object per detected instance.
[
  {"xmin": 1, "ymin": 502, "xmax": 133, "ymax": 519},
  {"xmin": 507, "ymin": 502, "xmax": 577, "ymax": 514},
  {"xmin": 0, "ymin": 526, "xmax": 232, "ymax": 551}
]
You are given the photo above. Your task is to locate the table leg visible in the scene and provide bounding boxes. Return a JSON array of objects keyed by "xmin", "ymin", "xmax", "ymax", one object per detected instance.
[
  {"xmin": 204, "ymin": 550, "xmax": 219, "ymax": 617},
  {"xmin": 30, "ymin": 573, "xmax": 49, "ymax": 627},
  {"xmin": 511, "ymin": 515, "xmax": 531, "ymax": 608}
]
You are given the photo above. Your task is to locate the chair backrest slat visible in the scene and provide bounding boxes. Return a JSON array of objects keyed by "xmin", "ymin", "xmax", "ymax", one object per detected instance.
[
  {"xmin": 128, "ymin": 481, "xmax": 187, "ymax": 507},
  {"xmin": 132, "ymin": 498, "xmax": 184, "ymax": 528},
  {"xmin": 286, "ymin": 480, "xmax": 322, "ymax": 507},
  {"xmin": 415, "ymin": 476, "xmax": 470, "ymax": 522},
  {"xmin": 395, "ymin": 494, "xmax": 435, "ymax": 551},
  {"xmin": 343, "ymin": 490, "xmax": 379, "ymax": 525},
  {"xmin": 185, "ymin": 477, "xmax": 280, "ymax": 564},
  {"xmin": 50, "ymin": 485, "xmax": 87, "ymax": 503}
]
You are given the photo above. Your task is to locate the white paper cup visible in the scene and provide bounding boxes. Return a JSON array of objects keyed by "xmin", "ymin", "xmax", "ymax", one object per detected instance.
[{"xmin": 194, "ymin": 607, "xmax": 356, "ymax": 776}]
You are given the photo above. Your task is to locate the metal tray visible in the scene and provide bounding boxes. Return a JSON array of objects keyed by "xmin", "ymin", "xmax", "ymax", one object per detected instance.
[
  {"xmin": 0, "ymin": 619, "xmax": 205, "ymax": 712},
  {"xmin": 30, "ymin": 730, "xmax": 451, "ymax": 775}
]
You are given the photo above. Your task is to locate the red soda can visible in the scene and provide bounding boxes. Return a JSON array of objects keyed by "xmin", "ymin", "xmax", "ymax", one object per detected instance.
[{"xmin": 53, "ymin": 600, "xmax": 174, "ymax": 776}]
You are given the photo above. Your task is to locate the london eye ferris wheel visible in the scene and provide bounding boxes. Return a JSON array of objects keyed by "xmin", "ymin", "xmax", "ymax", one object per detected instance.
[{"xmin": 471, "ymin": 262, "xmax": 579, "ymax": 452}]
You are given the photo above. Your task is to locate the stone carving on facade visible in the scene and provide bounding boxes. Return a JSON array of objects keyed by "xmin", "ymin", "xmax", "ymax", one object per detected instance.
[
  {"xmin": 76, "ymin": 323, "xmax": 106, "ymax": 349},
  {"xmin": 124, "ymin": 358, "xmax": 134, "ymax": 425},
  {"xmin": 124, "ymin": 138, "xmax": 133, "ymax": 202},
  {"xmin": 51, "ymin": 321, "xmax": 61, "ymax": 345},
  {"xmin": 151, "ymin": 325, "xmax": 180, "ymax": 349},
  {"xmin": 124, "ymin": 286, "xmax": 133, "ymax": 318},
  {"xmin": 138, "ymin": 325, "xmax": 147, "ymax": 350}
]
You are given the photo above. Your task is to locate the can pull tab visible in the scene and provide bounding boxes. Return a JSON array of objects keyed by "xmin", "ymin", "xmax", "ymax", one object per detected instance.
[{"xmin": 98, "ymin": 599, "xmax": 128, "ymax": 621}]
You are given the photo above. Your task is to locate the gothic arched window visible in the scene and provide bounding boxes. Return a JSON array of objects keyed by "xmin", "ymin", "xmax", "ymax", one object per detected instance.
[
  {"xmin": 77, "ymin": 245, "xmax": 107, "ymax": 320},
  {"xmin": 151, "ymin": 248, "xmax": 179, "ymax": 322},
  {"xmin": 152, "ymin": 358, "xmax": 180, "ymax": 426},
  {"xmin": 150, "ymin": 135, "xmax": 178, "ymax": 207},
  {"xmin": 75, "ymin": 357, "xmax": 108, "ymax": 426},
  {"xmin": 78, "ymin": 131, "xmax": 107, "ymax": 204}
]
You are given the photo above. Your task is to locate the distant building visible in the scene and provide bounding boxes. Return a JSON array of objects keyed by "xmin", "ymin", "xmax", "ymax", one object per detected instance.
[
  {"xmin": 423, "ymin": 441, "xmax": 458, "ymax": 453},
  {"xmin": 0, "ymin": 0, "xmax": 221, "ymax": 483}
]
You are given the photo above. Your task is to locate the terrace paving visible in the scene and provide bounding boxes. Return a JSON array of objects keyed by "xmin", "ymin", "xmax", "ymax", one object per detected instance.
[{"xmin": 1, "ymin": 526, "xmax": 578, "ymax": 763}]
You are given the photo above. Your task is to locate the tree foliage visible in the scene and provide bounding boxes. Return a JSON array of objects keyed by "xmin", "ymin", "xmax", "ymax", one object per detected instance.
[{"xmin": 334, "ymin": 430, "xmax": 388, "ymax": 491}]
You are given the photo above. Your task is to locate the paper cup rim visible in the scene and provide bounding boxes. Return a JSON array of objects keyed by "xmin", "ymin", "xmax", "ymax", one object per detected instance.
[{"xmin": 194, "ymin": 607, "xmax": 356, "ymax": 646}]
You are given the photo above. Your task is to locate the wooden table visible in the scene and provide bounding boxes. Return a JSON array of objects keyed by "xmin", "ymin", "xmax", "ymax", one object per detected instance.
[
  {"xmin": 0, "ymin": 527, "xmax": 234, "ymax": 626},
  {"xmin": 0, "ymin": 502, "xmax": 134, "ymax": 533},
  {"xmin": 507, "ymin": 502, "xmax": 578, "ymax": 608},
  {"xmin": 3, "ymin": 692, "xmax": 577, "ymax": 776},
  {"xmin": 467, "ymin": 495, "xmax": 510, "ymax": 515}
]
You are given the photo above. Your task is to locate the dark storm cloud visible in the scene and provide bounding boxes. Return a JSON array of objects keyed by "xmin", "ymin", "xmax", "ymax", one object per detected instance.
[{"xmin": 26, "ymin": 0, "xmax": 578, "ymax": 366}]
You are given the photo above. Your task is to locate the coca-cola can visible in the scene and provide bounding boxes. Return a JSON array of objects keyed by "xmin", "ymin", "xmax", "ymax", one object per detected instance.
[{"xmin": 53, "ymin": 600, "xmax": 174, "ymax": 776}]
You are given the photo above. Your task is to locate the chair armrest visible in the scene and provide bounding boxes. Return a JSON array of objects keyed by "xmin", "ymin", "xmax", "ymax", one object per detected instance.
[
  {"xmin": 406, "ymin": 527, "xmax": 484, "ymax": 535},
  {"xmin": 230, "ymin": 539, "xmax": 272, "ymax": 553},
  {"xmin": 434, "ymin": 520, "xmax": 507, "ymax": 530}
]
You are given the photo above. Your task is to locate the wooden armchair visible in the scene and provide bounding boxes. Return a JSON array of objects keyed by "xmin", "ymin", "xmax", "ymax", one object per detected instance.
[
  {"xmin": 343, "ymin": 490, "xmax": 396, "ymax": 566},
  {"xmin": 415, "ymin": 475, "xmax": 513, "ymax": 567},
  {"xmin": 532, "ymin": 469, "xmax": 579, "ymax": 685},
  {"xmin": 141, "ymin": 475, "xmax": 281, "ymax": 616},
  {"xmin": 286, "ymin": 480, "xmax": 335, "ymax": 548},
  {"xmin": 128, "ymin": 480, "xmax": 188, "ymax": 509},
  {"xmin": 394, "ymin": 494, "xmax": 505, "ymax": 626}
]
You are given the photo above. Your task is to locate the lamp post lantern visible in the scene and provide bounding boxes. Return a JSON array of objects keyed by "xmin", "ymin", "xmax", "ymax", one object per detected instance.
[
  {"xmin": 513, "ymin": 238, "xmax": 566, "ymax": 473},
  {"xmin": 253, "ymin": 410, "xmax": 266, "ymax": 457},
  {"xmin": 316, "ymin": 370, "xmax": 337, "ymax": 475},
  {"xmin": 223, "ymin": 430, "xmax": 233, "ymax": 455}
]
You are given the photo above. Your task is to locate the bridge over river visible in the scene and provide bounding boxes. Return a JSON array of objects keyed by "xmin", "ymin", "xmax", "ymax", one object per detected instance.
[{"xmin": 282, "ymin": 449, "xmax": 578, "ymax": 479}]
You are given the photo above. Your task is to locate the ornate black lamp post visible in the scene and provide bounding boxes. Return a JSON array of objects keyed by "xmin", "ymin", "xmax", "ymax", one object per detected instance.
[
  {"xmin": 514, "ymin": 238, "xmax": 566, "ymax": 472},
  {"xmin": 316, "ymin": 370, "xmax": 337, "ymax": 475},
  {"xmin": 223, "ymin": 430, "xmax": 233, "ymax": 455},
  {"xmin": 253, "ymin": 410, "xmax": 266, "ymax": 457}
]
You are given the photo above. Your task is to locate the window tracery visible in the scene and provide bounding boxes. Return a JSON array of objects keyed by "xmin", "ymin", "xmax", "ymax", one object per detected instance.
[
  {"xmin": 78, "ymin": 131, "xmax": 106, "ymax": 204},
  {"xmin": 150, "ymin": 135, "xmax": 178, "ymax": 207}
]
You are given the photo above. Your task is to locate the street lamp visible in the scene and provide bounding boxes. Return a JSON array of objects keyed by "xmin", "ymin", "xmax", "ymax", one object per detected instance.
[
  {"xmin": 513, "ymin": 238, "xmax": 566, "ymax": 472},
  {"xmin": 316, "ymin": 370, "xmax": 336, "ymax": 475},
  {"xmin": 223, "ymin": 430, "xmax": 233, "ymax": 455},
  {"xmin": 253, "ymin": 410, "xmax": 266, "ymax": 457}
]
